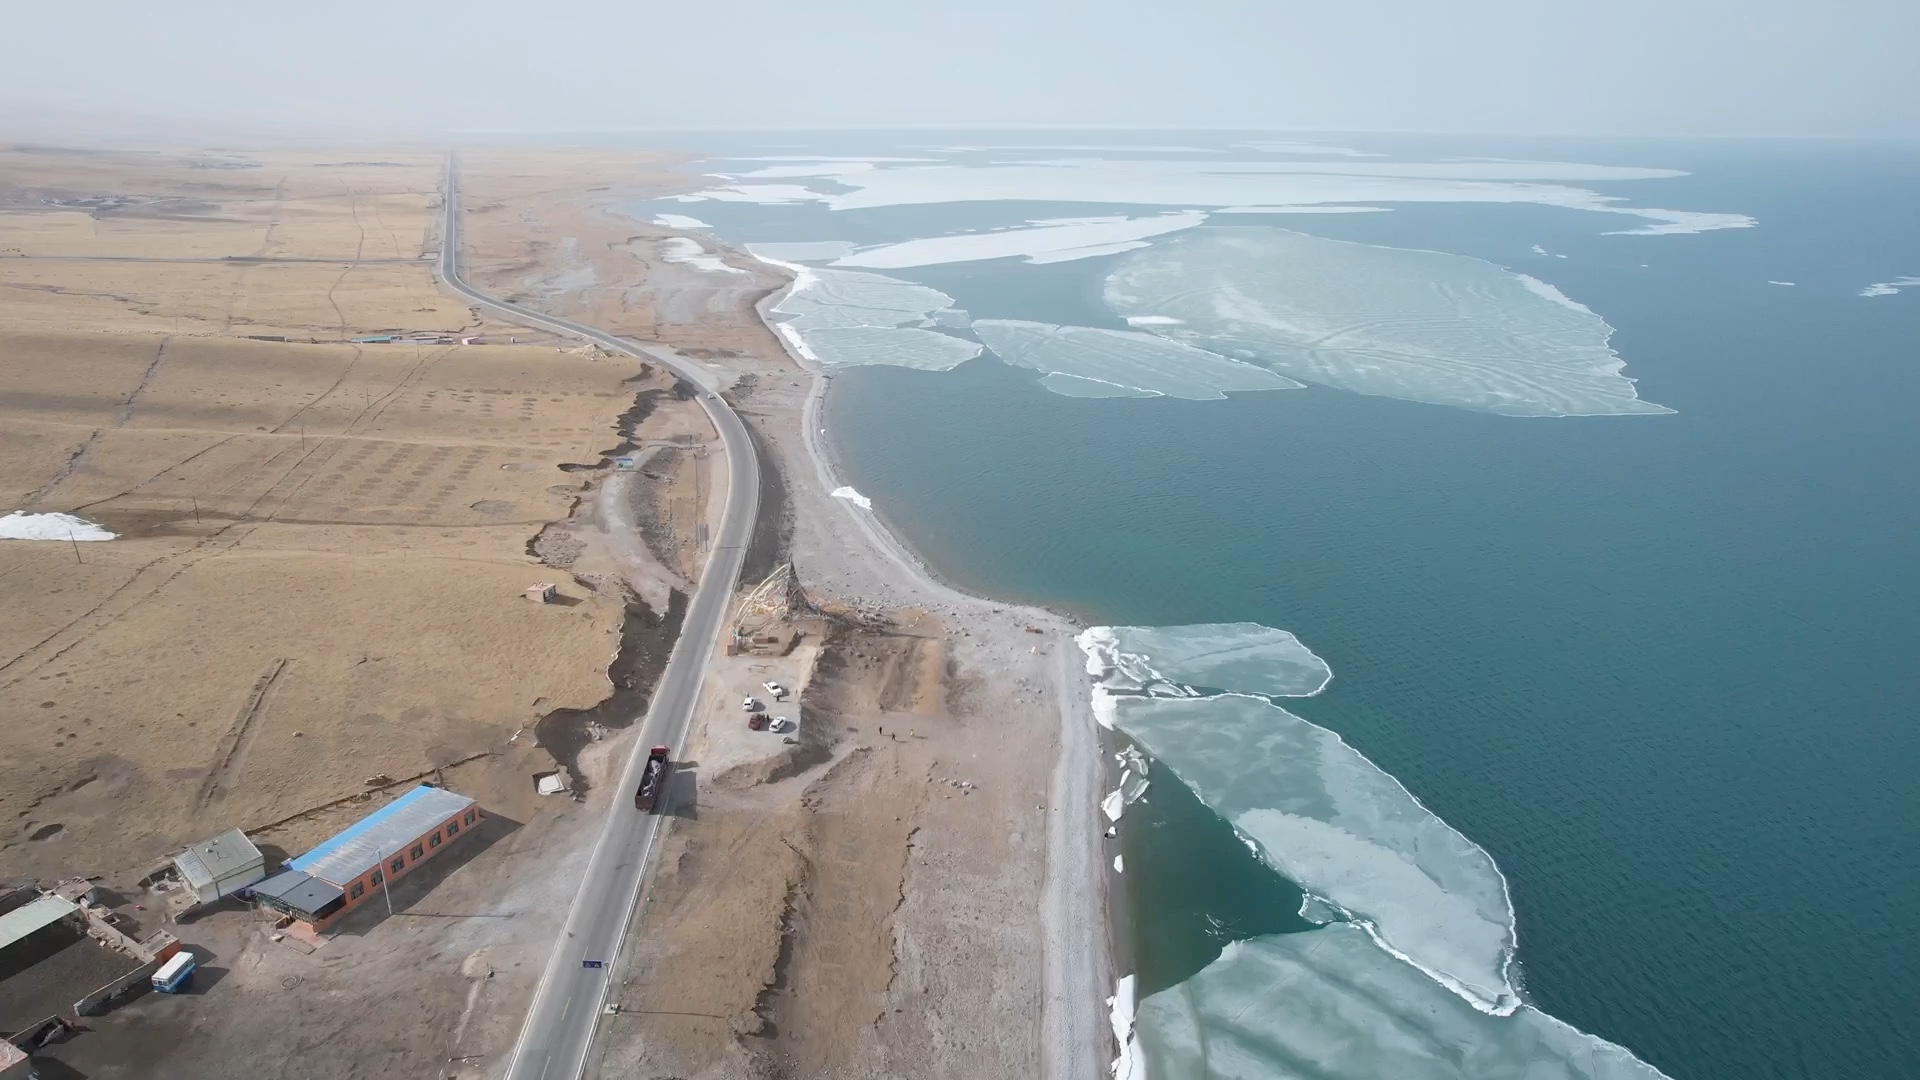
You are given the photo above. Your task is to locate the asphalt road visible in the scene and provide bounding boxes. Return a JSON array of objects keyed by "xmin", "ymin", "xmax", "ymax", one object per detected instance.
[{"xmin": 436, "ymin": 158, "xmax": 761, "ymax": 1080}]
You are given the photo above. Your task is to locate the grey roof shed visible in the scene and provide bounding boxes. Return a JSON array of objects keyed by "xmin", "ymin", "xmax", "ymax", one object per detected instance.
[{"xmin": 175, "ymin": 828, "xmax": 267, "ymax": 901}]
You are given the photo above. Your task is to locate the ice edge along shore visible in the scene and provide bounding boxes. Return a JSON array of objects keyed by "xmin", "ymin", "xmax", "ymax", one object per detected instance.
[{"xmin": 748, "ymin": 250, "xmax": 1121, "ymax": 1080}]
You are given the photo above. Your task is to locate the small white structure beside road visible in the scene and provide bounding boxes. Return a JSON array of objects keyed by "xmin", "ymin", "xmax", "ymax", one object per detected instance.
[{"xmin": 173, "ymin": 828, "xmax": 267, "ymax": 905}]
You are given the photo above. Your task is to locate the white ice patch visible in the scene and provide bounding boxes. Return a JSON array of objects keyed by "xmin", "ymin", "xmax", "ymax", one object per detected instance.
[
  {"xmin": 0, "ymin": 511, "xmax": 115, "ymax": 541},
  {"xmin": 1078, "ymin": 623, "xmax": 1332, "ymax": 697},
  {"xmin": 1105, "ymin": 227, "xmax": 1673, "ymax": 417},
  {"xmin": 831, "ymin": 213, "xmax": 1206, "ymax": 269},
  {"xmin": 652, "ymin": 213, "xmax": 710, "ymax": 229},
  {"xmin": 1101, "ymin": 788, "xmax": 1126, "ymax": 822},
  {"xmin": 763, "ymin": 260, "xmax": 982, "ymax": 371},
  {"xmin": 1138, "ymin": 926, "xmax": 1673, "ymax": 1080},
  {"xmin": 658, "ymin": 237, "xmax": 748, "ymax": 275},
  {"xmin": 1124, "ymin": 315, "xmax": 1184, "ymax": 326},
  {"xmin": 974, "ymin": 319, "xmax": 1304, "ymax": 401},
  {"xmin": 829, "ymin": 486, "xmax": 873, "ymax": 510},
  {"xmin": 1599, "ymin": 207, "xmax": 1757, "ymax": 235},
  {"xmin": 1530, "ymin": 244, "xmax": 1569, "ymax": 258},
  {"xmin": 1767, "ymin": 280, "xmax": 1796, "ymax": 286},
  {"xmin": 1113, "ymin": 854, "xmax": 1124, "ymax": 873},
  {"xmin": 1860, "ymin": 275, "xmax": 1920, "ymax": 297},
  {"xmin": 744, "ymin": 240, "xmax": 857, "ymax": 263}
]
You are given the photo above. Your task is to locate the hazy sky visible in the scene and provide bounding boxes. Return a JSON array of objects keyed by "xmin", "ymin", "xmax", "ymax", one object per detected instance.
[{"xmin": 7, "ymin": 0, "xmax": 1917, "ymax": 137}]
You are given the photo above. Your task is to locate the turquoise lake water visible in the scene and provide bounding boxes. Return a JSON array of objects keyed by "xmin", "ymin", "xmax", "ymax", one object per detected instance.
[{"xmin": 635, "ymin": 135, "xmax": 1920, "ymax": 1078}]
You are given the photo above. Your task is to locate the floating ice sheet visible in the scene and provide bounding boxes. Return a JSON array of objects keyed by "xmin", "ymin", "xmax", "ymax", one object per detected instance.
[
  {"xmin": 1078, "ymin": 623, "xmax": 1332, "ymax": 697},
  {"xmin": 793, "ymin": 326, "xmax": 981, "ymax": 370},
  {"xmin": 974, "ymin": 319, "xmax": 1303, "ymax": 401},
  {"xmin": 1102, "ymin": 691, "xmax": 1518, "ymax": 1011},
  {"xmin": 744, "ymin": 240, "xmax": 856, "ymax": 263},
  {"xmin": 652, "ymin": 213, "xmax": 710, "ymax": 229},
  {"xmin": 1600, "ymin": 207, "xmax": 1757, "ymax": 236},
  {"xmin": 0, "ymin": 511, "xmax": 114, "ymax": 541},
  {"xmin": 831, "ymin": 213, "xmax": 1206, "ymax": 269},
  {"xmin": 658, "ymin": 237, "xmax": 748, "ymax": 275},
  {"xmin": 763, "ymin": 262, "xmax": 983, "ymax": 371},
  {"xmin": 1860, "ymin": 275, "xmax": 1920, "ymax": 297},
  {"xmin": 1138, "ymin": 925, "xmax": 1672, "ymax": 1080},
  {"xmin": 1037, "ymin": 372, "xmax": 1159, "ymax": 398},
  {"xmin": 1105, "ymin": 227, "xmax": 1674, "ymax": 417},
  {"xmin": 682, "ymin": 156, "xmax": 1753, "ymax": 236}
]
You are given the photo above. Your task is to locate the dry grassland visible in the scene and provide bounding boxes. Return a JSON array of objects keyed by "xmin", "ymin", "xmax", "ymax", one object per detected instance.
[
  {"xmin": 0, "ymin": 145, "xmax": 499, "ymax": 338},
  {"xmin": 0, "ymin": 144, "xmax": 654, "ymax": 883}
]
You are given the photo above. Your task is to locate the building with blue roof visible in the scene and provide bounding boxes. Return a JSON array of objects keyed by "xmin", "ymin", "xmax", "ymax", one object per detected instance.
[{"xmin": 253, "ymin": 785, "xmax": 482, "ymax": 932}]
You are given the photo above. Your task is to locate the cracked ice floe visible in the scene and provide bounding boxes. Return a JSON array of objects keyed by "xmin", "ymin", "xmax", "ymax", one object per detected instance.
[
  {"xmin": 1138, "ymin": 925, "xmax": 1673, "ymax": 1080},
  {"xmin": 764, "ymin": 261, "xmax": 983, "ymax": 372},
  {"xmin": 1101, "ymin": 691, "xmax": 1519, "ymax": 1013},
  {"xmin": 1078, "ymin": 623, "xmax": 1332, "ymax": 697},
  {"xmin": 974, "ymin": 319, "xmax": 1303, "ymax": 401},
  {"xmin": 1860, "ymin": 275, "xmax": 1920, "ymax": 297},
  {"xmin": 658, "ymin": 237, "xmax": 747, "ymax": 275},
  {"xmin": 831, "ymin": 213, "xmax": 1206, "ymax": 269},
  {"xmin": 1078, "ymin": 622, "xmax": 1518, "ymax": 1014},
  {"xmin": 683, "ymin": 155, "xmax": 1753, "ymax": 236},
  {"xmin": 1106, "ymin": 227, "xmax": 1673, "ymax": 417},
  {"xmin": 0, "ymin": 511, "xmax": 114, "ymax": 541},
  {"xmin": 1110, "ymin": 974, "xmax": 1144, "ymax": 1080}
]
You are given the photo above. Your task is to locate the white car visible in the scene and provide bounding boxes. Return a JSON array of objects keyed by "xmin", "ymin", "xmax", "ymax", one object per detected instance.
[
  {"xmin": 763, "ymin": 681, "xmax": 787, "ymax": 699},
  {"xmin": 741, "ymin": 697, "xmax": 761, "ymax": 711},
  {"xmin": 769, "ymin": 717, "xmax": 794, "ymax": 734}
]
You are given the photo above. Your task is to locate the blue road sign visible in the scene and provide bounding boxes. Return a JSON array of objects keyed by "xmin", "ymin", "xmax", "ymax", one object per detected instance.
[{"xmin": 582, "ymin": 959, "xmax": 605, "ymax": 969}]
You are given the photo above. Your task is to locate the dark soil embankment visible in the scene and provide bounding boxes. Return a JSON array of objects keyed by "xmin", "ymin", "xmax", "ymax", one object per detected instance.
[
  {"xmin": 536, "ymin": 589, "xmax": 687, "ymax": 794},
  {"xmin": 557, "ymin": 379, "xmax": 668, "ymax": 474}
]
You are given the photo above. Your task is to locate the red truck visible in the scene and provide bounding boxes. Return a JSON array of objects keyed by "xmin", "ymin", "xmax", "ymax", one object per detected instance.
[{"xmin": 634, "ymin": 745, "xmax": 671, "ymax": 813}]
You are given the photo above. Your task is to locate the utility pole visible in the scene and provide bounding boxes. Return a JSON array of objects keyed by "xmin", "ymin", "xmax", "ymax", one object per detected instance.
[
  {"xmin": 381, "ymin": 847, "xmax": 394, "ymax": 916},
  {"xmin": 66, "ymin": 528, "xmax": 82, "ymax": 564}
]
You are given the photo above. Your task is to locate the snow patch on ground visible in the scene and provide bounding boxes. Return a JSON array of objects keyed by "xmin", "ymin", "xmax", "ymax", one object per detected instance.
[
  {"xmin": 829, "ymin": 486, "xmax": 873, "ymax": 510},
  {"xmin": 1, "ymin": 512, "xmax": 115, "ymax": 541}
]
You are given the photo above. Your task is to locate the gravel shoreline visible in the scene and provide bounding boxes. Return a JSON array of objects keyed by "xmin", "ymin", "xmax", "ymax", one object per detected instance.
[{"xmin": 752, "ymin": 279, "xmax": 1118, "ymax": 1080}]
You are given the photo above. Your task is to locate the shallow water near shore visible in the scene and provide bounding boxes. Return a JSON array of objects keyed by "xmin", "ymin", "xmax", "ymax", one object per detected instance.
[{"xmin": 634, "ymin": 134, "xmax": 1920, "ymax": 1079}]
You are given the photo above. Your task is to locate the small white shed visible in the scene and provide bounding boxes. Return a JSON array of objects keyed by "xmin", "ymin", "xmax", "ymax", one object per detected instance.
[{"xmin": 173, "ymin": 828, "xmax": 267, "ymax": 905}]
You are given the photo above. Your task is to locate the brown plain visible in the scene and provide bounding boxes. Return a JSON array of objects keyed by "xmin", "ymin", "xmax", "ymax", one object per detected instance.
[{"xmin": 0, "ymin": 145, "xmax": 649, "ymax": 878}]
